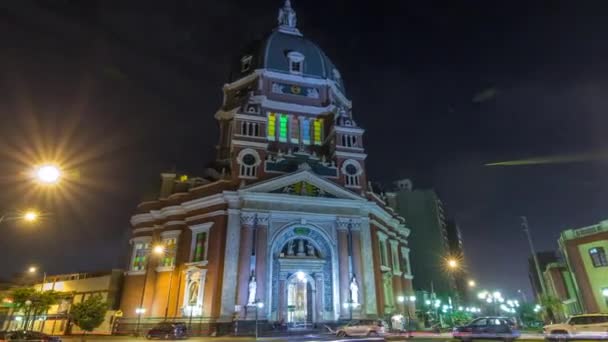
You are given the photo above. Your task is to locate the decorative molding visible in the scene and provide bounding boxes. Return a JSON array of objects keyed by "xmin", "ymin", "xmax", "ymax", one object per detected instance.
[
  {"xmin": 156, "ymin": 266, "xmax": 175, "ymax": 273},
  {"xmin": 185, "ymin": 210, "xmax": 227, "ymax": 223},
  {"xmin": 126, "ymin": 270, "xmax": 146, "ymax": 276},
  {"xmin": 160, "ymin": 230, "xmax": 182, "ymax": 238},
  {"xmin": 232, "ymin": 140, "xmax": 269, "ymax": 149},
  {"xmin": 334, "ymin": 151, "xmax": 368, "ymax": 160},
  {"xmin": 133, "ymin": 227, "xmax": 155, "ymax": 234},
  {"xmin": 130, "ymin": 236, "xmax": 152, "ymax": 244},
  {"xmin": 252, "ymin": 95, "xmax": 336, "ymax": 116},
  {"xmin": 336, "ymin": 217, "xmax": 362, "ymax": 231},
  {"xmin": 376, "ymin": 230, "xmax": 388, "ymax": 242}
]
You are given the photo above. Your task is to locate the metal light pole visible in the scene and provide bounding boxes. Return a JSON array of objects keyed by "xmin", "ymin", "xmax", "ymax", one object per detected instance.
[
  {"xmin": 254, "ymin": 300, "xmax": 264, "ymax": 339},
  {"xmin": 522, "ymin": 217, "xmax": 547, "ymax": 294}
]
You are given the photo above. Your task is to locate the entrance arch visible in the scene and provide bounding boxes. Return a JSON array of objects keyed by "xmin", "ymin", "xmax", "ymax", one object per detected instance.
[{"xmin": 268, "ymin": 224, "xmax": 336, "ymax": 323}]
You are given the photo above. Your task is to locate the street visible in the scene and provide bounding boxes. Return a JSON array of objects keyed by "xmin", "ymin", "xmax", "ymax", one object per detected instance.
[{"xmin": 58, "ymin": 332, "xmax": 547, "ymax": 342}]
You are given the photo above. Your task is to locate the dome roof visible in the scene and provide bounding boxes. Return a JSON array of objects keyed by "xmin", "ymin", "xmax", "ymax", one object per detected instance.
[{"xmin": 231, "ymin": 30, "xmax": 345, "ymax": 92}]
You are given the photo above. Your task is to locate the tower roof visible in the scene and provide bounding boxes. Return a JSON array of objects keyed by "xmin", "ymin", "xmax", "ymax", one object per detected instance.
[{"xmin": 229, "ymin": 1, "xmax": 345, "ymax": 92}]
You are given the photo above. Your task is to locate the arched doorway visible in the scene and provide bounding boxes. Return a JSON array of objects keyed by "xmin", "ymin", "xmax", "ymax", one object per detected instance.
[{"xmin": 269, "ymin": 226, "xmax": 336, "ymax": 323}]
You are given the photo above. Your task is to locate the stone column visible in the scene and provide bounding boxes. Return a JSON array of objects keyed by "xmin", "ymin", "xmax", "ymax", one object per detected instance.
[
  {"xmin": 236, "ymin": 213, "xmax": 255, "ymax": 314},
  {"xmin": 337, "ymin": 225, "xmax": 350, "ymax": 318},
  {"xmin": 220, "ymin": 206, "xmax": 242, "ymax": 320},
  {"xmin": 315, "ymin": 273, "xmax": 324, "ymax": 321},
  {"xmin": 254, "ymin": 215, "xmax": 269, "ymax": 317},
  {"xmin": 359, "ymin": 217, "xmax": 378, "ymax": 316},
  {"xmin": 278, "ymin": 272, "xmax": 288, "ymax": 322}
]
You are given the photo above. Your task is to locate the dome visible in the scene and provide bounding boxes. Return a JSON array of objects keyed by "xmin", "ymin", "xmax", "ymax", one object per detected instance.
[{"xmin": 229, "ymin": 2, "xmax": 345, "ymax": 92}]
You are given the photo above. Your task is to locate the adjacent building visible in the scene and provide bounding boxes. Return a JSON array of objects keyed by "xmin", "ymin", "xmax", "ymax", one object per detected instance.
[
  {"xmin": 120, "ymin": 1, "xmax": 413, "ymax": 326},
  {"xmin": 528, "ymin": 251, "xmax": 558, "ymax": 301},
  {"xmin": 2, "ymin": 270, "xmax": 124, "ymax": 335},
  {"xmin": 446, "ymin": 219, "xmax": 469, "ymax": 302},
  {"xmin": 558, "ymin": 220, "xmax": 608, "ymax": 313},
  {"xmin": 386, "ymin": 179, "xmax": 455, "ymax": 297},
  {"xmin": 542, "ymin": 262, "xmax": 581, "ymax": 320}
]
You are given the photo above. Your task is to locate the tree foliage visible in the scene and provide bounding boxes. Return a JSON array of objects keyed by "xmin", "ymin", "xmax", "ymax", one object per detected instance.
[
  {"xmin": 70, "ymin": 294, "xmax": 107, "ymax": 333},
  {"xmin": 539, "ymin": 294, "xmax": 563, "ymax": 323}
]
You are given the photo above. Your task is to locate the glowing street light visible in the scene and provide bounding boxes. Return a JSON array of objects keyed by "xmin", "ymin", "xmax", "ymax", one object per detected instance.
[
  {"xmin": 447, "ymin": 258, "xmax": 459, "ymax": 269},
  {"xmin": 468, "ymin": 280, "xmax": 476, "ymax": 288},
  {"xmin": 28, "ymin": 266, "xmax": 37, "ymax": 273},
  {"xmin": 153, "ymin": 245, "xmax": 165, "ymax": 255},
  {"xmin": 23, "ymin": 210, "xmax": 39, "ymax": 222},
  {"xmin": 34, "ymin": 164, "xmax": 61, "ymax": 185}
]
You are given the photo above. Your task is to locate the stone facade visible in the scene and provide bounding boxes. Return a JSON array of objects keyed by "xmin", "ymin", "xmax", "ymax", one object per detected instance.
[{"xmin": 119, "ymin": 1, "xmax": 413, "ymax": 324}]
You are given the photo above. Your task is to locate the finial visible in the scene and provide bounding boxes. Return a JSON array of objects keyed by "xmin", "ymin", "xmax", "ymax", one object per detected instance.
[{"xmin": 278, "ymin": 0, "xmax": 299, "ymax": 33}]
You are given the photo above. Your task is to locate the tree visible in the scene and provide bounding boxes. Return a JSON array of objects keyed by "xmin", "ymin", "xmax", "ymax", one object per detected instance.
[
  {"xmin": 70, "ymin": 294, "xmax": 107, "ymax": 341},
  {"xmin": 10, "ymin": 288, "xmax": 62, "ymax": 330},
  {"xmin": 539, "ymin": 294, "xmax": 563, "ymax": 323}
]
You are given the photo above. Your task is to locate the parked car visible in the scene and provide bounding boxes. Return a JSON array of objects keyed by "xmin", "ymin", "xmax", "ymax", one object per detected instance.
[
  {"xmin": 453, "ymin": 317, "xmax": 521, "ymax": 342},
  {"xmin": 544, "ymin": 314, "xmax": 608, "ymax": 341},
  {"xmin": 335, "ymin": 319, "xmax": 386, "ymax": 337},
  {"xmin": 0, "ymin": 330, "xmax": 61, "ymax": 342},
  {"xmin": 146, "ymin": 322, "xmax": 188, "ymax": 340}
]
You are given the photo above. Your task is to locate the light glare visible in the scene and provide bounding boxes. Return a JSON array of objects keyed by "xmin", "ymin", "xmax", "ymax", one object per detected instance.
[{"xmin": 35, "ymin": 165, "xmax": 61, "ymax": 184}]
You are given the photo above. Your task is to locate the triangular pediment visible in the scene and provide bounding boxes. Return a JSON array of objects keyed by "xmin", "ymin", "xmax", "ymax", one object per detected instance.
[{"xmin": 240, "ymin": 170, "xmax": 364, "ymax": 201}]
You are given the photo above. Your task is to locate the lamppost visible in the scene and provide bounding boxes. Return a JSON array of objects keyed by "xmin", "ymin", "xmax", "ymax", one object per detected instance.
[
  {"xmin": 135, "ymin": 244, "xmax": 165, "ymax": 336},
  {"xmin": 0, "ymin": 210, "xmax": 41, "ymax": 225},
  {"xmin": 32, "ymin": 164, "xmax": 62, "ymax": 185},
  {"xmin": 254, "ymin": 299, "xmax": 264, "ymax": 339}
]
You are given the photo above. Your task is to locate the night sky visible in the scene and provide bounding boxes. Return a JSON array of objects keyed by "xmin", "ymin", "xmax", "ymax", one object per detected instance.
[{"xmin": 2, "ymin": 0, "xmax": 608, "ymax": 298}]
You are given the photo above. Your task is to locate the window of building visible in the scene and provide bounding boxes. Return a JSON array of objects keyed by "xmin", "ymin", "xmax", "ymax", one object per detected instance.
[
  {"xmin": 267, "ymin": 113, "xmax": 276, "ymax": 140},
  {"xmin": 342, "ymin": 160, "xmax": 362, "ymax": 187},
  {"xmin": 189, "ymin": 222, "xmax": 213, "ymax": 264},
  {"xmin": 341, "ymin": 135, "xmax": 358, "ymax": 147},
  {"xmin": 240, "ymin": 121, "xmax": 260, "ymax": 137},
  {"xmin": 241, "ymin": 55, "xmax": 252, "ymax": 72},
  {"xmin": 313, "ymin": 118, "xmax": 323, "ymax": 145},
  {"xmin": 287, "ymin": 51, "xmax": 304, "ymax": 75},
  {"xmin": 193, "ymin": 232, "xmax": 207, "ymax": 262},
  {"xmin": 237, "ymin": 149, "xmax": 260, "ymax": 178},
  {"xmin": 379, "ymin": 240, "xmax": 387, "ymax": 266},
  {"xmin": 131, "ymin": 240, "xmax": 150, "ymax": 272},
  {"xmin": 290, "ymin": 116, "xmax": 299, "ymax": 143},
  {"xmin": 301, "ymin": 118, "xmax": 310, "ymax": 145},
  {"xmin": 401, "ymin": 247, "xmax": 411, "ymax": 275},
  {"xmin": 589, "ymin": 247, "xmax": 608, "ymax": 267},
  {"xmin": 390, "ymin": 241, "xmax": 400, "ymax": 273},
  {"xmin": 279, "ymin": 114, "xmax": 288, "ymax": 142}
]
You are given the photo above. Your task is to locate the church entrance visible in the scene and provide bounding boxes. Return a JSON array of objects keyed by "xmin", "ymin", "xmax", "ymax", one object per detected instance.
[{"xmin": 286, "ymin": 272, "xmax": 313, "ymax": 326}]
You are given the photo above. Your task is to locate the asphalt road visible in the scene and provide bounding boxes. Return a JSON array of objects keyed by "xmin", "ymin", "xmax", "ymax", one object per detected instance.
[{"xmin": 59, "ymin": 335, "xmax": 544, "ymax": 342}]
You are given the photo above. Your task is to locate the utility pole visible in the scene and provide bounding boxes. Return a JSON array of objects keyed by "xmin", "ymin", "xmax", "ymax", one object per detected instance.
[{"xmin": 521, "ymin": 217, "xmax": 546, "ymax": 294}]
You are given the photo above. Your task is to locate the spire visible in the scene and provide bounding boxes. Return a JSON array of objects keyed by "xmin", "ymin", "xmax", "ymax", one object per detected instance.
[{"xmin": 277, "ymin": 0, "xmax": 301, "ymax": 35}]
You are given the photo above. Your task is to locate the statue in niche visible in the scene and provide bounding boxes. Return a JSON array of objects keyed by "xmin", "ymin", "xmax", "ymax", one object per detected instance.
[
  {"xmin": 297, "ymin": 239, "xmax": 305, "ymax": 256},
  {"xmin": 248, "ymin": 275, "xmax": 257, "ymax": 305},
  {"xmin": 287, "ymin": 240, "xmax": 295, "ymax": 256},
  {"xmin": 350, "ymin": 276, "xmax": 359, "ymax": 304},
  {"xmin": 306, "ymin": 241, "xmax": 315, "ymax": 256},
  {"xmin": 188, "ymin": 280, "xmax": 199, "ymax": 306}
]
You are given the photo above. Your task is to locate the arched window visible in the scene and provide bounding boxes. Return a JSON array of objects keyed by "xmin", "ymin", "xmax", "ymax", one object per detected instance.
[
  {"xmin": 237, "ymin": 149, "xmax": 261, "ymax": 179},
  {"xmin": 589, "ymin": 247, "xmax": 608, "ymax": 267},
  {"xmin": 287, "ymin": 51, "xmax": 305, "ymax": 75}
]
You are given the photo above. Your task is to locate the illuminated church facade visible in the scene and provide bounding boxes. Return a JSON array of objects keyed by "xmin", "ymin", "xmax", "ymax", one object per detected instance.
[{"xmin": 120, "ymin": 0, "xmax": 413, "ymax": 324}]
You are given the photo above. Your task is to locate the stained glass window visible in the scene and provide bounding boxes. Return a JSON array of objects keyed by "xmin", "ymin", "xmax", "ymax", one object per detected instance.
[
  {"xmin": 279, "ymin": 114, "xmax": 288, "ymax": 142},
  {"xmin": 193, "ymin": 232, "xmax": 207, "ymax": 262},
  {"xmin": 132, "ymin": 242, "xmax": 150, "ymax": 271},
  {"xmin": 161, "ymin": 237, "xmax": 177, "ymax": 267},
  {"xmin": 301, "ymin": 119, "xmax": 310, "ymax": 145},
  {"xmin": 290, "ymin": 116, "xmax": 299, "ymax": 143},
  {"xmin": 267, "ymin": 113, "xmax": 276, "ymax": 140},
  {"xmin": 313, "ymin": 119, "xmax": 323, "ymax": 145}
]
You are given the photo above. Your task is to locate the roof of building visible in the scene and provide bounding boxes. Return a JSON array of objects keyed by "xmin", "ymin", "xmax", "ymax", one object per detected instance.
[{"xmin": 229, "ymin": 2, "xmax": 345, "ymax": 91}]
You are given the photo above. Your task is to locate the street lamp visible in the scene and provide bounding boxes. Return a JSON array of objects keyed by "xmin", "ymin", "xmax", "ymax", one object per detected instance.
[
  {"xmin": 135, "ymin": 243, "xmax": 165, "ymax": 336},
  {"xmin": 447, "ymin": 259, "xmax": 459, "ymax": 269},
  {"xmin": 0, "ymin": 210, "xmax": 42, "ymax": 225},
  {"xmin": 468, "ymin": 280, "xmax": 476, "ymax": 288},
  {"xmin": 254, "ymin": 299, "xmax": 264, "ymax": 339},
  {"xmin": 33, "ymin": 164, "xmax": 61, "ymax": 185}
]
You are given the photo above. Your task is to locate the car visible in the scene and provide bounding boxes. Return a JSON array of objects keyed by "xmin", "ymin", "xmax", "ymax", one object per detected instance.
[
  {"xmin": 453, "ymin": 317, "xmax": 521, "ymax": 342},
  {"xmin": 544, "ymin": 314, "xmax": 608, "ymax": 341},
  {"xmin": 335, "ymin": 319, "xmax": 386, "ymax": 337},
  {"xmin": 145, "ymin": 322, "xmax": 188, "ymax": 340},
  {"xmin": 0, "ymin": 330, "xmax": 61, "ymax": 342}
]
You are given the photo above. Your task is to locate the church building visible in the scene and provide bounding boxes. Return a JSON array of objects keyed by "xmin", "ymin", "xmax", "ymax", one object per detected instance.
[{"xmin": 120, "ymin": 0, "xmax": 414, "ymax": 325}]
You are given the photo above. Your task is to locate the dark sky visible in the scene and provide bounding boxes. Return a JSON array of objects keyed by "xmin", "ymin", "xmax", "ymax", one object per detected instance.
[{"xmin": 2, "ymin": 0, "xmax": 608, "ymax": 298}]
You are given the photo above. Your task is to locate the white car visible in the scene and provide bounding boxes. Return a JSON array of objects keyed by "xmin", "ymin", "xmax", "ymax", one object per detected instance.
[
  {"xmin": 335, "ymin": 319, "xmax": 386, "ymax": 337},
  {"xmin": 544, "ymin": 314, "xmax": 608, "ymax": 341}
]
